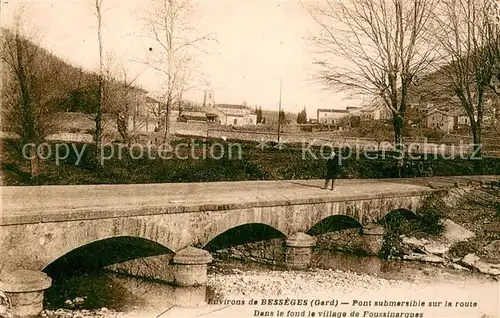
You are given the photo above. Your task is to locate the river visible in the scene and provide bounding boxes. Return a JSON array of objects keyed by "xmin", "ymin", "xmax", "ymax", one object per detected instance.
[{"xmin": 41, "ymin": 250, "xmax": 499, "ymax": 318}]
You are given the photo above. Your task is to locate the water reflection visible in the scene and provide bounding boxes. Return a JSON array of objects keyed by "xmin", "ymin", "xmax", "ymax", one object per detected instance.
[
  {"xmin": 108, "ymin": 274, "xmax": 207, "ymax": 309},
  {"xmin": 44, "ymin": 271, "xmax": 208, "ymax": 313}
]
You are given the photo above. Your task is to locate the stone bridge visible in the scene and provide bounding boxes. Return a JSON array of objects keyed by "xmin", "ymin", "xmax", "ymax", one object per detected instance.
[
  {"xmin": 0, "ymin": 179, "xmax": 438, "ymax": 272},
  {"xmin": 9, "ymin": 176, "xmax": 500, "ymax": 316},
  {"xmin": 3, "ymin": 176, "xmax": 500, "ymax": 316}
]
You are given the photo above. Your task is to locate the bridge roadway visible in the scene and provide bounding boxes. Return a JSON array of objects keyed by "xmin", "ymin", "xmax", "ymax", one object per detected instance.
[
  {"xmin": 1, "ymin": 175, "xmax": 499, "ymax": 225},
  {"xmin": 0, "ymin": 175, "xmax": 499, "ymax": 272}
]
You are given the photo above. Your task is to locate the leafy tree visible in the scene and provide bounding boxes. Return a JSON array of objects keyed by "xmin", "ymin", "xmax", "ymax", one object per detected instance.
[
  {"xmin": 279, "ymin": 110, "xmax": 286, "ymax": 125},
  {"xmin": 297, "ymin": 107, "xmax": 308, "ymax": 124},
  {"xmin": 257, "ymin": 106, "xmax": 263, "ymax": 124}
]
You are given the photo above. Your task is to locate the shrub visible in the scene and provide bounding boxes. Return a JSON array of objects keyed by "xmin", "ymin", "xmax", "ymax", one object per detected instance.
[
  {"xmin": 416, "ymin": 205, "xmax": 444, "ymax": 236},
  {"xmin": 448, "ymin": 241, "xmax": 481, "ymax": 259},
  {"xmin": 379, "ymin": 194, "xmax": 445, "ymax": 258}
]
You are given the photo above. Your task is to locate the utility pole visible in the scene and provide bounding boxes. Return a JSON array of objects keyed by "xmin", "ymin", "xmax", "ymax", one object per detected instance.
[{"xmin": 277, "ymin": 76, "xmax": 283, "ymax": 144}]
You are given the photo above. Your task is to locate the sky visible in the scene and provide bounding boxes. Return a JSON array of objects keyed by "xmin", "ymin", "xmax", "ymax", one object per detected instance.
[{"xmin": 0, "ymin": 0, "xmax": 366, "ymax": 118}]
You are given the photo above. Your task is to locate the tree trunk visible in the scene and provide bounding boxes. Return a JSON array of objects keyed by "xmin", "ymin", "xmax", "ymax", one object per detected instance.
[
  {"xmin": 393, "ymin": 114, "xmax": 404, "ymax": 153},
  {"xmin": 471, "ymin": 122, "xmax": 482, "ymax": 158},
  {"xmin": 162, "ymin": 97, "xmax": 172, "ymax": 143},
  {"xmin": 30, "ymin": 146, "xmax": 39, "ymax": 180},
  {"xmin": 95, "ymin": 80, "xmax": 103, "ymax": 165},
  {"xmin": 117, "ymin": 113, "xmax": 129, "ymax": 145}
]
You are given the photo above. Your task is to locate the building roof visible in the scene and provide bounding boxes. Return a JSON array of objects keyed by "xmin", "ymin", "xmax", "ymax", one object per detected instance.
[
  {"xmin": 180, "ymin": 111, "xmax": 207, "ymax": 121},
  {"xmin": 216, "ymin": 104, "xmax": 249, "ymax": 110},
  {"xmin": 182, "ymin": 111, "xmax": 207, "ymax": 117},
  {"xmin": 146, "ymin": 96, "xmax": 161, "ymax": 104},
  {"xmin": 427, "ymin": 108, "xmax": 454, "ymax": 117},
  {"xmin": 317, "ymin": 109, "xmax": 349, "ymax": 113}
]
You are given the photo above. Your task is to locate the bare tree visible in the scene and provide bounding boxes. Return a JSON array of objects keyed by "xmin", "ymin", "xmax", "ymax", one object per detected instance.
[
  {"xmin": 1, "ymin": 14, "xmax": 62, "ymax": 178},
  {"xmin": 485, "ymin": 0, "xmax": 500, "ymax": 129},
  {"xmin": 103, "ymin": 60, "xmax": 143, "ymax": 145},
  {"xmin": 307, "ymin": 0, "xmax": 438, "ymax": 151},
  {"xmin": 93, "ymin": 0, "xmax": 105, "ymax": 163},
  {"xmin": 433, "ymin": 0, "xmax": 498, "ymax": 156},
  {"xmin": 141, "ymin": 0, "xmax": 213, "ymax": 142}
]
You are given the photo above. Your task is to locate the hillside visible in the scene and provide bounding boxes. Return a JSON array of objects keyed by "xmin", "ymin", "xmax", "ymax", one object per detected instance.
[
  {"xmin": 408, "ymin": 64, "xmax": 497, "ymax": 114},
  {"xmin": 1, "ymin": 27, "xmax": 147, "ymax": 120}
]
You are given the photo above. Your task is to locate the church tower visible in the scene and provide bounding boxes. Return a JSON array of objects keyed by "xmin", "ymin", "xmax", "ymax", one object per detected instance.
[{"xmin": 203, "ymin": 90, "xmax": 215, "ymax": 108}]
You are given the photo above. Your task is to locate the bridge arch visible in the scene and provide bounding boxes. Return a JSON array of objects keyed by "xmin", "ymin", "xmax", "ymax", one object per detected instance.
[
  {"xmin": 378, "ymin": 208, "xmax": 419, "ymax": 225},
  {"xmin": 306, "ymin": 215, "xmax": 363, "ymax": 236},
  {"xmin": 35, "ymin": 218, "xmax": 177, "ymax": 271},
  {"xmin": 203, "ymin": 223, "xmax": 286, "ymax": 251},
  {"xmin": 197, "ymin": 208, "xmax": 289, "ymax": 249},
  {"xmin": 43, "ymin": 236, "xmax": 173, "ymax": 275}
]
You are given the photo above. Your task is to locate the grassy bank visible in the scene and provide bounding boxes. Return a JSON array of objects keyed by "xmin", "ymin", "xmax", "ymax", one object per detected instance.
[{"xmin": 2, "ymin": 137, "xmax": 500, "ymax": 186}]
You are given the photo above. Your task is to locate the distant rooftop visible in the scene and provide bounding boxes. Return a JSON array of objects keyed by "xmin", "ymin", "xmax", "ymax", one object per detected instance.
[
  {"xmin": 216, "ymin": 104, "xmax": 249, "ymax": 110},
  {"xmin": 317, "ymin": 109, "xmax": 349, "ymax": 113},
  {"xmin": 146, "ymin": 96, "xmax": 160, "ymax": 104}
]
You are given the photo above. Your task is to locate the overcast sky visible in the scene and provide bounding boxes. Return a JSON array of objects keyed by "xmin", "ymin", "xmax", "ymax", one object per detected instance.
[{"xmin": 1, "ymin": 0, "xmax": 365, "ymax": 117}]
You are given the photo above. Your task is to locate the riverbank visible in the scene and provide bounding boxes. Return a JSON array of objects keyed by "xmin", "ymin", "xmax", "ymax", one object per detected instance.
[
  {"xmin": 205, "ymin": 260, "xmax": 499, "ymax": 318},
  {"xmin": 389, "ymin": 186, "xmax": 500, "ymax": 276},
  {"xmin": 38, "ymin": 256, "xmax": 499, "ymax": 318}
]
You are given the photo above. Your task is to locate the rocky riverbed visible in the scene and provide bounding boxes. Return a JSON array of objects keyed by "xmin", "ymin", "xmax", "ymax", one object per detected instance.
[{"xmin": 35, "ymin": 256, "xmax": 499, "ymax": 318}]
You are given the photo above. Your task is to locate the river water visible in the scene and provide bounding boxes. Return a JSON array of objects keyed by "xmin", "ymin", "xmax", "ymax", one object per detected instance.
[{"xmin": 42, "ymin": 250, "xmax": 499, "ymax": 318}]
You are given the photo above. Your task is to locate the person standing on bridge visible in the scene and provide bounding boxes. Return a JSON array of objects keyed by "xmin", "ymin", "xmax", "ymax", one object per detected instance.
[{"xmin": 323, "ymin": 151, "xmax": 342, "ymax": 191}]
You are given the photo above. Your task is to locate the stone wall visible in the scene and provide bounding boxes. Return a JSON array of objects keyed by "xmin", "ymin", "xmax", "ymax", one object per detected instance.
[
  {"xmin": 315, "ymin": 229, "xmax": 366, "ymax": 254},
  {"xmin": 104, "ymin": 254, "xmax": 174, "ymax": 282},
  {"xmin": 213, "ymin": 238, "xmax": 286, "ymax": 266}
]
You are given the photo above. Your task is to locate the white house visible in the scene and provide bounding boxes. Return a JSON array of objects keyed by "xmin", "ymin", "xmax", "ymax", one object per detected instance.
[
  {"xmin": 316, "ymin": 109, "xmax": 349, "ymax": 125},
  {"xmin": 359, "ymin": 103, "xmax": 392, "ymax": 120},
  {"xmin": 201, "ymin": 90, "xmax": 257, "ymax": 126},
  {"xmin": 213, "ymin": 104, "xmax": 257, "ymax": 126},
  {"xmin": 427, "ymin": 109, "xmax": 454, "ymax": 132}
]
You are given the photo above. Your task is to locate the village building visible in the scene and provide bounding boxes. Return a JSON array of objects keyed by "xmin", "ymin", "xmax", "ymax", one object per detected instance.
[
  {"xmin": 424, "ymin": 100, "xmax": 498, "ymax": 133},
  {"xmin": 199, "ymin": 90, "xmax": 257, "ymax": 126},
  {"xmin": 426, "ymin": 108, "xmax": 455, "ymax": 133},
  {"xmin": 179, "ymin": 111, "xmax": 209, "ymax": 123},
  {"xmin": 346, "ymin": 106, "xmax": 360, "ymax": 115},
  {"xmin": 317, "ymin": 109, "xmax": 348, "ymax": 125},
  {"xmin": 359, "ymin": 103, "xmax": 392, "ymax": 121}
]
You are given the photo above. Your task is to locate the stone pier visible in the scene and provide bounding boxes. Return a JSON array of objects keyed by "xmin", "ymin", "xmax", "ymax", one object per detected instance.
[
  {"xmin": 285, "ymin": 233, "xmax": 317, "ymax": 270},
  {"xmin": 0, "ymin": 270, "xmax": 52, "ymax": 318},
  {"xmin": 361, "ymin": 224, "xmax": 386, "ymax": 255},
  {"xmin": 172, "ymin": 247, "xmax": 213, "ymax": 307},
  {"xmin": 173, "ymin": 246, "xmax": 213, "ymax": 287}
]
